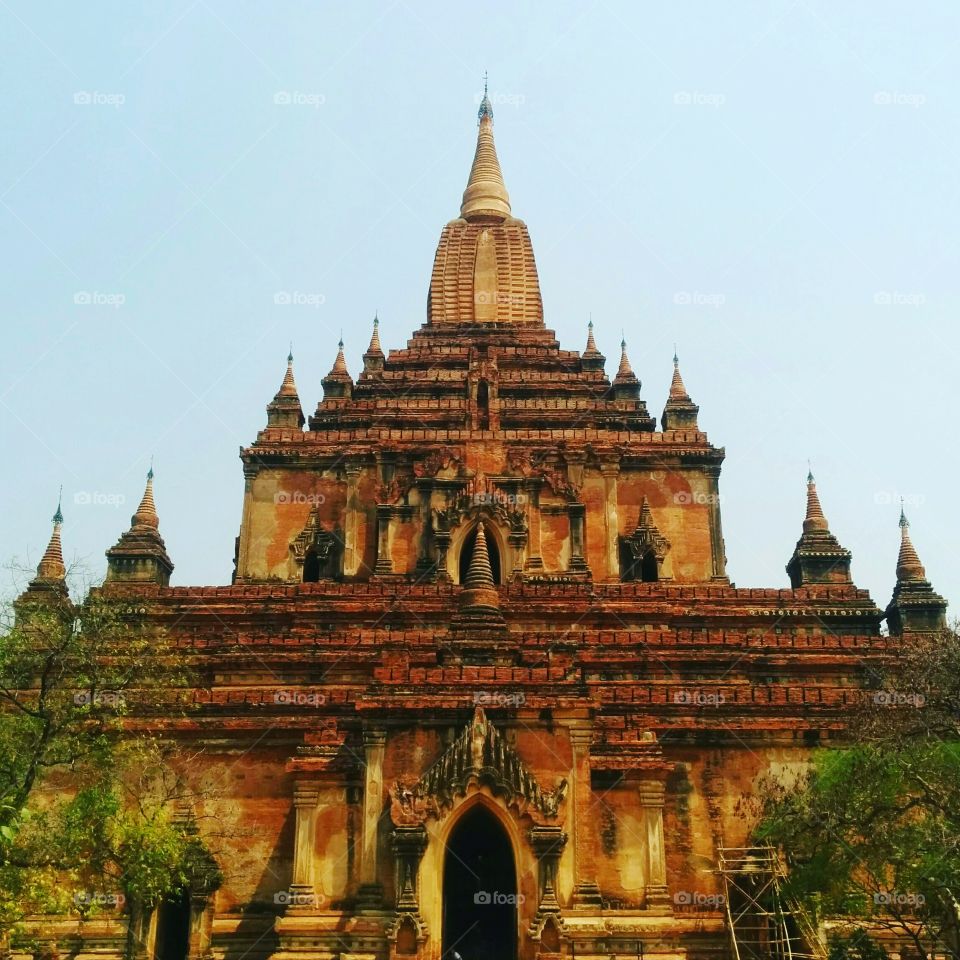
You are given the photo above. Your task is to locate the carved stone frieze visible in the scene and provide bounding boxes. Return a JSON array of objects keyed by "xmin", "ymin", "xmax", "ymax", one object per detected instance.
[{"xmin": 389, "ymin": 707, "xmax": 567, "ymax": 827}]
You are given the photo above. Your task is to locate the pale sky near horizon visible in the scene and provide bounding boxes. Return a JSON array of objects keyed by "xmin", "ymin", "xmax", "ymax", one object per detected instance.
[{"xmin": 1, "ymin": 1, "xmax": 958, "ymax": 616}]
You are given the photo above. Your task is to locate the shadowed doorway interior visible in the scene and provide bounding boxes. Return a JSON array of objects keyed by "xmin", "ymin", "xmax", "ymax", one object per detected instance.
[
  {"xmin": 154, "ymin": 888, "xmax": 191, "ymax": 960},
  {"xmin": 442, "ymin": 805, "xmax": 517, "ymax": 960}
]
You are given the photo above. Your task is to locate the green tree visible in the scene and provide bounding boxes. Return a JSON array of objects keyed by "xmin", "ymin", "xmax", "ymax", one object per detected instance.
[
  {"xmin": 0, "ymin": 580, "xmax": 219, "ymax": 956},
  {"xmin": 756, "ymin": 629, "xmax": 960, "ymax": 960}
]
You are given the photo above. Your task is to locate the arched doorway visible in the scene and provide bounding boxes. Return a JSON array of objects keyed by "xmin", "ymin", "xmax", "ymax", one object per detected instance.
[
  {"xmin": 457, "ymin": 525, "xmax": 501, "ymax": 584},
  {"xmin": 153, "ymin": 888, "xmax": 191, "ymax": 960},
  {"xmin": 442, "ymin": 805, "xmax": 517, "ymax": 960}
]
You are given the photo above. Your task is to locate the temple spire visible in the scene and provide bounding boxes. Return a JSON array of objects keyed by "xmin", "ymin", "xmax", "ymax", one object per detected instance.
[
  {"xmin": 616, "ymin": 339, "xmax": 633, "ymax": 379},
  {"xmin": 802, "ymin": 471, "xmax": 829, "ymax": 533},
  {"xmin": 363, "ymin": 314, "xmax": 385, "ymax": 375},
  {"xmin": 669, "ymin": 352, "xmax": 690, "ymax": 400},
  {"xmin": 895, "ymin": 507, "xmax": 926, "ymax": 582},
  {"xmin": 267, "ymin": 349, "xmax": 304, "ymax": 429},
  {"xmin": 321, "ymin": 337, "xmax": 354, "ymax": 400},
  {"xmin": 460, "ymin": 81, "xmax": 511, "ymax": 222},
  {"xmin": 278, "ymin": 349, "xmax": 298, "ymax": 398},
  {"xmin": 581, "ymin": 317, "xmax": 606, "ymax": 372},
  {"xmin": 368, "ymin": 315, "xmax": 382, "ymax": 355},
  {"xmin": 133, "ymin": 467, "xmax": 159, "ymax": 529},
  {"xmin": 886, "ymin": 507, "xmax": 946, "ymax": 634},
  {"xmin": 584, "ymin": 320, "xmax": 599, "ymax": 356},
  {"xmin": 786, "ymin": 470, "xmax": 852, "ymax": 587},
  {"xmin": 611, "ymin": 337, "xmax": 641, "ymax": 399},
  {"xmin": 16, "ymin": 494, "xmax": 70, "ymax": 612},
  {"xmin": 35, "ymin": 495, "xmax": 66, "ymax": 583},
  {"xmin": 332, "ymin": 339, "xmax": 348, "ymax": 376},
  {"xmin": 106, "ymin": 467, "xmax": 173, "ymax": 585},
  {"xmin": 661, "ymin": 351, "xmax": 699, "ymax": 430}
]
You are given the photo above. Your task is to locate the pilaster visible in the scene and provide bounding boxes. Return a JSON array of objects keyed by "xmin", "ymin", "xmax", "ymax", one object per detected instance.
[
  {"xmin": 343, "ymin": 463, "xmax": 364, "ymax": 577},
  {"xmin": 568, "ymin": 725, "xmax": 601, "ymax": 906},
  {"xmin": 600, "ymin": 459, "xmax": 620, "ymax": 579},
  {"xmin": 638, "ymin": 779, "xmax": 671, "ymax": 913},
  {"xmin": 289, "ymin": 782, "xmax": 321, "ymax": 913},
  {"xmin": 359, "ymin": 727, "xmax": 387, "ymax": 909}
]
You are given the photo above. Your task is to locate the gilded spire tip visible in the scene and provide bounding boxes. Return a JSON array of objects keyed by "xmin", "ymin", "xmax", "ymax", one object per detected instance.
[
  {"xmin": 461, "ymin": 80, "xmax": 510, "ymax": 221},
  {"xmin": 478, "ymin": 71, "xmax": 492, "ymax": 122}
]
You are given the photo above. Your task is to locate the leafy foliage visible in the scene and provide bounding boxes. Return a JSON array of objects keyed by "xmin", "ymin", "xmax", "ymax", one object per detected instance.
[
  {"xmin": 0, "ymin": 586, "xmax": 215, "ymax": 954},
  {"xmin": 756, "ymin": 629, "xmax": 960, "ymax": 960}
]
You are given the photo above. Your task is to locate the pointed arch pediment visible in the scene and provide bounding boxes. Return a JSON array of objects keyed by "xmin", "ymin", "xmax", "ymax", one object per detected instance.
[
  {"xmin": 290, "ymin": 508, "xmax": 339, "ymax": 564},
  {"xmin": 389, "ymin": 707, "xmax": 567, "ymax": 827}
]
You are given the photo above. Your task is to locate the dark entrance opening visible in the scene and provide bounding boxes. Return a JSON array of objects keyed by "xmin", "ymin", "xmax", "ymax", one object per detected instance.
[
  {"xmin": 443, "ymin": 805, "xmax": 517, "ymax": 960},
  {"xmin": 619, "ymin": 543, "xmax": 659, "ymax": 583},
  {"xmin": 154, "ymin": 888, "xmax": 191, "ymax": 960},
  {"xmin": 477, "ymin": 380, "xmax": 490, "ymax": 430},
  {"xmin": 458, "ymin": 526, "xmax": 501, "ymax": 585},
  {"xmin": 303, "ymin": 548, "xmax": 322, "ymax": 583}
]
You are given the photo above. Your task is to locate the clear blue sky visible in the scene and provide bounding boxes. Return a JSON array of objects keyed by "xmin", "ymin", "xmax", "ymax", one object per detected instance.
[{"xmin": 1, "ymin": 1, "xmax": 957, "ymax": 616}]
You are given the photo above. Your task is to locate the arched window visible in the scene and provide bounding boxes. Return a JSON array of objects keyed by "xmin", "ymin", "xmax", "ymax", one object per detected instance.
[
  {"xmin": 303, "ymin": 549, "xmax": 322, "ymax": 583},
  {"xmin": 458, "ymin": 524, "xmax": 501, "ymax": 584},
  {"xmin": 477, "ymin": 379, "xmax": 490, "ymax": 430},
  {"xmin": 640, "ymin": 550, "xmax": 659, "ymax": 583},
  {"xmin": 620, "ymin": 542, "xmax": 659, "ymax": 583}
]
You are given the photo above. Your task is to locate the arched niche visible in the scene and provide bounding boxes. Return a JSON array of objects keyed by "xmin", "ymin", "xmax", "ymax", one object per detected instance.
[{"xmin": 457, "ymin": 522, "xmax": 502, "ymax": 584}]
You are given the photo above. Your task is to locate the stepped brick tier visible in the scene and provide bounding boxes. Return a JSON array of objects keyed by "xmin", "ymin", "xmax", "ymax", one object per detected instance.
[{"xmin": 19, "ymin": 89, "xmax": 946, "ymax": 960}]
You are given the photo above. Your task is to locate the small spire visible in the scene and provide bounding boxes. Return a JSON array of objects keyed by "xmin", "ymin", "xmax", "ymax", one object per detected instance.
[
  {"xmin": 367, "ymin": 314, "xmax": 383, "ymax": 355},
  {"xmin": 896, "ymin": 508, "xmax": 926, "ymax": 582},
  {"xmin": 802, "ymin": 471, "xmax": 829, "ymax": 533},
  {"xmin": 661, "ymin": 350, "xmax": 699, "ymax": 430},
  {"xmin": 584, "ymin": 318, "xmax": 600, "ymax": 356},
  {"xmin": 266, "ymin": 349, "xmax": 304, "ymax": 429},
  {"xmin": 331, "ymin": 339, "xmax": 349, "ymax": 377},
  {"xmin": 786, "ymin": 471, "xmax": 852, "ymax": 588},
  {"xmin": 635, "ymin": 496, "xmax": 654, "ymax": 532},
  {"xmin": 461, "ymin": 82, "xmax": 511, "ymax": 222},
  {"xmin": 464, "ymin": 523, "xmax": 495, "ymax": 589},
  {"xmin": 616, "ymin": 339, "xmax": 634, "ymax": 379},
  {"xmin": 35, "ymin": 496, "xmax": 66, "ymax": 582},
  {"xmin": 132, "ymin": 467, "xmax": 159, "ymax": 530},
  {"xmin": 278, "ymin": 349, "xmax": 298, "ymax": 398},
  {"xmin": 106, "ymin": 466, "xmax": 173, "ymax": 586},
  {"xmin": 321, "ymin": 336, "xmax": 354, "ymax": 399},
  {"xmin": 668, "ymin": 351, "xmax": 690, "ymax": 400}
]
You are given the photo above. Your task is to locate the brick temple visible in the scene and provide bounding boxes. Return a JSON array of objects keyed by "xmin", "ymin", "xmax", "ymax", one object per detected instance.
[{"xmin": 21, "ymin": 90, "xmax": 948, "ymax": 960}]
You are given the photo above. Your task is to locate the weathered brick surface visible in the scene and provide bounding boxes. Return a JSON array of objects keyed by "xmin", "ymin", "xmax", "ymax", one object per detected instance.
[{"xmin": 51, "ymin": 113, "xmax": 923, "ymax": 960}]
